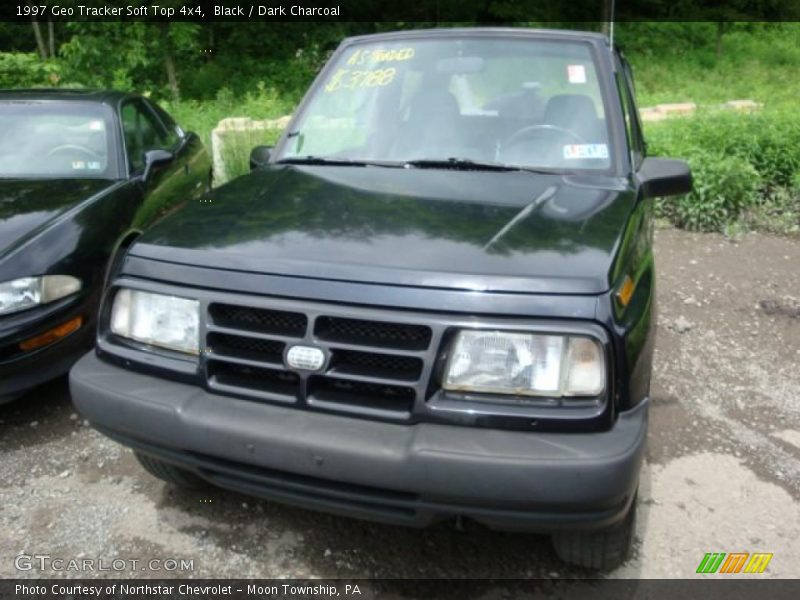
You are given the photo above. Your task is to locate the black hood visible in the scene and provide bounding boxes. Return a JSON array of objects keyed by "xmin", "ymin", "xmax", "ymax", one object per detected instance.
[
  {"xmin": 132, "ymin": 165, "xmax": 635, "ymax": 294},
  {"xmin": 0, "ymin": 178, "xmax": 113, "ymax": 260}
]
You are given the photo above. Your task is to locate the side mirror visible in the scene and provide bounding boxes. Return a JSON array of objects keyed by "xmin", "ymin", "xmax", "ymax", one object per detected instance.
[
  {"xmin": 142, "ymin": 149, "xmax": 174, "ymax": 182},
  {"xmin": 250, "ymin": 145, "xmax": 273, "ymax": 171},
  {"xmin": 638, "ymin": 157, "xmax": 693, "ymax": 199}
]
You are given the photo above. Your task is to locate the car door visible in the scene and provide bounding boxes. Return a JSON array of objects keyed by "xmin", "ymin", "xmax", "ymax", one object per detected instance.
[
  {"xmin": 612, "ymin": 50, "xmax": 657, "ymax": 404},
  {"xmin": 146, "ymin": 99, "xmax": 212, "ymax": 197},
  {"xmin": 119, "ymin": 98, "xmax": 199, "ymax": 230}
]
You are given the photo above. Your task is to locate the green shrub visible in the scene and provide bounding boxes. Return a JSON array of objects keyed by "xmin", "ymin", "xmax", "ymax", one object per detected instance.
[
  {"xmin": 647, "ymin": 109, "xmax": 800, "ymax": 232},
  {"xmin": 745, "ymin": 186, "xmax": 800, "ymax": 235},
  {"xmin": 647, "ymin": 110, "xmax": 800, "ymax": 188},
  {"xmin": 0, "ymin": 52, "xmax": 60, "ymax": 87},
  {"xmin": 659, "ymin": 153, "xmax": 761, "ymax": 231}
]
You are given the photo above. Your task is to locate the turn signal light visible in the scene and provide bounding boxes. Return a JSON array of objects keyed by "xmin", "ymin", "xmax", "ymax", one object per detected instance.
[
  {"xmin": 616, "ymin": 275, "xmax": 636, "ymax": 307},
  {"xmin": 19, "ymin": 316, "xmax": 83, "ymax": 352}
]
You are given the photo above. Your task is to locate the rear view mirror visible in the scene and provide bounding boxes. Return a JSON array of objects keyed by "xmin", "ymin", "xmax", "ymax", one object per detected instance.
[
  {"xmin": 638, "ymin": 157, "xmax": 693, "ymax": 198},
  {"xmin": 250, "ymin": 145, "xmax": 273, "ymax": 171},
  {"xmin": 142, "ymin": 149, "xmax": 174, "ymax": 182},
  {"xmin": 436, "ymin": 56, "xmax": 485, "ymax": 74}
]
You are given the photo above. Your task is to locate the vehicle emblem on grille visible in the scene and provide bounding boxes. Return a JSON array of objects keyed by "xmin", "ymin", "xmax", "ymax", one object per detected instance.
[{"xmin": 286, "ymin": 345, "xmax": 325, "ymax": 371}]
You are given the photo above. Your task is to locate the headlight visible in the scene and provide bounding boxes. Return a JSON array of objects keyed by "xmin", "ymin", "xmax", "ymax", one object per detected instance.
[
  {"xmin": 110, "ymin": 289, "xmax": 199, "ymax": 355},
  {"xmin": 0, "ymin": 275, "xmax": 82, "ymax": 316},
  {"xmin": 443, "ymin": 330, "xmax": 605, "ymax": 398}
]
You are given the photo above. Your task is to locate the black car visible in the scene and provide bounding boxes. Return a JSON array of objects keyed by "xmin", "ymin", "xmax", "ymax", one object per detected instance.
[
  {"xmin": 0, "ymin": 90, "xmax": 211, "ymax": 403},
  {"xmin": 70, "ymin": 29, "xmax": 691, "ymax": 569}
]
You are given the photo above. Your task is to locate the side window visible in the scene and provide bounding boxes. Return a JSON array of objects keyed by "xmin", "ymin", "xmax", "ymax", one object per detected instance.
[
  {"xmin": 148, "ymin": 101, "xmax": 183, "ymax": 147},
  {"xmin": 120, "ymin": 100, "xmax": 172, "ymax": 173},
  {"xmin": 618, "ymin": 57, "xmax": 645, "ymax": 168}
]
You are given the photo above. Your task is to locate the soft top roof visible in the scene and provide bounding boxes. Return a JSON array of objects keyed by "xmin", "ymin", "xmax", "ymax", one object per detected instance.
[
  {"xmin": 0, "ymin": 89, "xmax": 132, "ymax": 105},
  {"xmin": 342, "ymin": 27, "xmax": 609, "ymax": 46}
]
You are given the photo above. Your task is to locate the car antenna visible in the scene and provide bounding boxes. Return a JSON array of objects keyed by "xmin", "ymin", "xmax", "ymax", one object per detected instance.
[{"xmin": 609, "ymin": 0, "xmax": 616, "ymax": 47}]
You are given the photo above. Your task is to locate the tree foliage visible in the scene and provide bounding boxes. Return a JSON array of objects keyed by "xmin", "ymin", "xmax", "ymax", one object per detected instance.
[{"xmin": 2, "ymin": 17, "xmax": 798, "ymax": 102}]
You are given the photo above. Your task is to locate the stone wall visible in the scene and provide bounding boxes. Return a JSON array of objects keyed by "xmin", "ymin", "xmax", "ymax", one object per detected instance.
[
  {"xmin": 639, "ymin": 100, "xmax": 762, "ymax": 122},
  {"xmin": 211, "ymin": 115, "xmax": 291, "ymax": 183}
]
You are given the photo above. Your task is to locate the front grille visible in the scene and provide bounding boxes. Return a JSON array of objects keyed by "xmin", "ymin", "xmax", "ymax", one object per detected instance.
[
  {"xmin": 308, "ymin": 376, "xmax": 416, "ymax": 413},
  {"xmin": 329, "ymin": 349, "xmax": 423, "ymax": 381},
  {"xmin": 315, "ymin": 316, "xmax": 431, "ymax": 350},
  {"xmin": 210, "ymin": 304, "xmax": 307, "ymax": 337},
  {"xmin": 208, "ymin": 360, "xmax": 300, "ymax": 399},
  {"xmin": 207, "ymin": 332, "xmax": 285, "ymax": 364},
  {"xmin": 205, "ymin": 301, "xmax": 434, "ymax": 420}
]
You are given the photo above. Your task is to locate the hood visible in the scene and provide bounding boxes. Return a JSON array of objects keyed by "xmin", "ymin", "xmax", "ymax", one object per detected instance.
[
  {"xmin": 0, "ymin": 178, "xmax": 113, "ymax": 259},
  {"xmin": 132, "ymin": 165, "xmax": 636, "ymax": 294}
]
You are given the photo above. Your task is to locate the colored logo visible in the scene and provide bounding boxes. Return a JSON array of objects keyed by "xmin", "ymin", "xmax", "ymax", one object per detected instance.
[{"xmin": 696, "ymin": 552, "xmax": 773, "ymax": 574}]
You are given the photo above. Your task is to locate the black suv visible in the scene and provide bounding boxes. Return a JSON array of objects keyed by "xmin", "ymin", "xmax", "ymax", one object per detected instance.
[{"xmin": 70, "ymin": 29, "xmax": 691, "ymax": 570}]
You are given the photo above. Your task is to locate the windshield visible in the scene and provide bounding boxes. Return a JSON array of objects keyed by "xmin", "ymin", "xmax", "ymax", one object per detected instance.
[
  {"xmin": 279, "ymin": 36, "xmax": 613, "ymax": 171},
  {"xmin": 0, "ymin": 101, "xmax": 115, "ymax": 179}
]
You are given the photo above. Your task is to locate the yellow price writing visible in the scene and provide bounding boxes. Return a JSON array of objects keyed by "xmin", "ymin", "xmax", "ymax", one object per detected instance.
[
  {"xmin": 324, "ymin": 68, "xmax": 349, "ymax": 93},
  {"xmin": 325, "ymin": 68, "xmax": 396, "ymax": 93},
  {"xmin": 346, "ymin": 47, "xmax": 415, "ymax": 66}
]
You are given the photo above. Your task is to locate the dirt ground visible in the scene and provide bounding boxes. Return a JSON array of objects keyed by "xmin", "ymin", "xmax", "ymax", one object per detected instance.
[{"xmin": 1, "ymin": 228, "xmax": 799, "ymax": 584}]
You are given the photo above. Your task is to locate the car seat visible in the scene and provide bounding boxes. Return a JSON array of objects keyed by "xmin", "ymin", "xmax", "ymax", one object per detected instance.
[{"xmin": 543, "ymin": 94, "xmax": 603, "ymax": 142}]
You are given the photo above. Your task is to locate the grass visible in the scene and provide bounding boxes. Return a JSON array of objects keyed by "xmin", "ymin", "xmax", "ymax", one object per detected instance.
[
  {"xmin": 643, "ymin": 107, "xmax": 800, "ymax": 235},
  {"xmin": 162, "ymin": 83, "xmax": 296, "ymax": 152},
  {"xmin": 159, "ymin": 83, "xmax": 296, "ymax": 184},
  {"xmin": 215, "ymin": 127, "xmax": 284, "ymax": 182},
  {"xmin": 624, "ymin": 24, "xmax": 800, "ymax": 110}
]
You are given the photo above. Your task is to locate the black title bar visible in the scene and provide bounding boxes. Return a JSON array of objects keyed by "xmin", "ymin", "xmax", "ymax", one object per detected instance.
[
  {"xmin": 5, "ymin": 579, "xmax": 800, "ymax": 600},
  {"xmin": 3, "ymin": 0, "xmax": 800, "ymax": 22}
]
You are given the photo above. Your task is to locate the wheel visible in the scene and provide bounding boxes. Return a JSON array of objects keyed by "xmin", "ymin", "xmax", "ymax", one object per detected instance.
[
  {"xmin": 134, "ymin": 451, "xmax": 207, "ymax": 489},
  {"xmin": 551, "ymin": 497, "xmax": 636, "ymax": 570}
]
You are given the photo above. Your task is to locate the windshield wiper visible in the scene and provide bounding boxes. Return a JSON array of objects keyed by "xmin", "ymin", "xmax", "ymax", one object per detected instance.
[
  {"xmin": 404, "ymin": 157, "xmax": 514, "ymax": 171},
  {"xmin": 275, "ymin": 156, "xmax": 403, "ymax": 168},
  {"xmin": 276, "ymin": 155, "xmax": 556, "ymax": 174},
  {"xmin": 276, "ymin": 156, "xmax": 369, "ymax": 167},
  {"xmin": 404, "ymin": 157, "xmax": 555, "ymax": 174}
]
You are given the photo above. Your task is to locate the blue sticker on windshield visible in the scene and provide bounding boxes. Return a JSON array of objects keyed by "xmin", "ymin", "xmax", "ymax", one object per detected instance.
[{"xmin": 563, "ymin": 144, "xmax": 609, "ymax": 160}]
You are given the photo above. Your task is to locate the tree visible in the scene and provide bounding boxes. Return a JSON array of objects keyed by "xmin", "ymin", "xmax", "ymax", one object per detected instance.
[{"xmin": 30, "ymin": 16, "xmax": 47, "ymax": 59}]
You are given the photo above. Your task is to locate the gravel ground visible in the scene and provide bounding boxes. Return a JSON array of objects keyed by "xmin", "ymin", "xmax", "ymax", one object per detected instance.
[{"xmin": 1, "ymin": 228, "xmax": 798, "ymax": 583}]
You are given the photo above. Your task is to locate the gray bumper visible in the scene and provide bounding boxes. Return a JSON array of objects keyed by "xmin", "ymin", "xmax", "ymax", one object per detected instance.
[{"xmin": 70, "ymin": 352, "xmax": 647, "ymax": 532}]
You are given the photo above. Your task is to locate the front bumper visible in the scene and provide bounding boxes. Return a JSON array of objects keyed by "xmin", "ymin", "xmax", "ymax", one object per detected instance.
[
  {"xmin": 70, "ymin": 352, "xmax": 647, "ymax": 532},
  {"xmin": 0, "ymin": 300, "xmax": 93, "ymax": 403}
]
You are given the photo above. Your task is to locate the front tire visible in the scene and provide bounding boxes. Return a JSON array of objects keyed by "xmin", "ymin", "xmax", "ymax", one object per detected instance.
[
  {"xmin": 551, "ymin": 497, "xmax": 636, "ymax": 570},
  {"xmin": 134, "ymin": 451, "xmax": 207, "ymax": 489}
]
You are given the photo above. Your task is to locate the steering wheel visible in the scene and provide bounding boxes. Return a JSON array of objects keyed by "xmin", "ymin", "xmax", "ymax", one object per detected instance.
[
  {"xmin": 498, "ymin": 124, "xmax": 587, "ymax": 165},
  {"xmin": 47, "ymin": 144, "xmax": 102, "ymax": 160},
  {"xmin": 503, "ymin": 124, "xmax": 586, "ymax": 149}
]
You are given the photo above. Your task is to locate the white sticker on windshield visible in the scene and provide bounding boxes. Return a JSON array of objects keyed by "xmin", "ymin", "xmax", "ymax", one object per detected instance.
[
  {"xmin": 87, "ymin": 161, "xmax": 102, "ymax": 170},
  {"xmin": 567, "ymin": 64, "xmax": 587, "ymax": 84},
  {"xmin": 71, "ymin": 160, "xmax": 86, "ymax": 170},
  {"xmin": 563, "ymin": 144, "xmax": 609, "ymax": 159}
]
